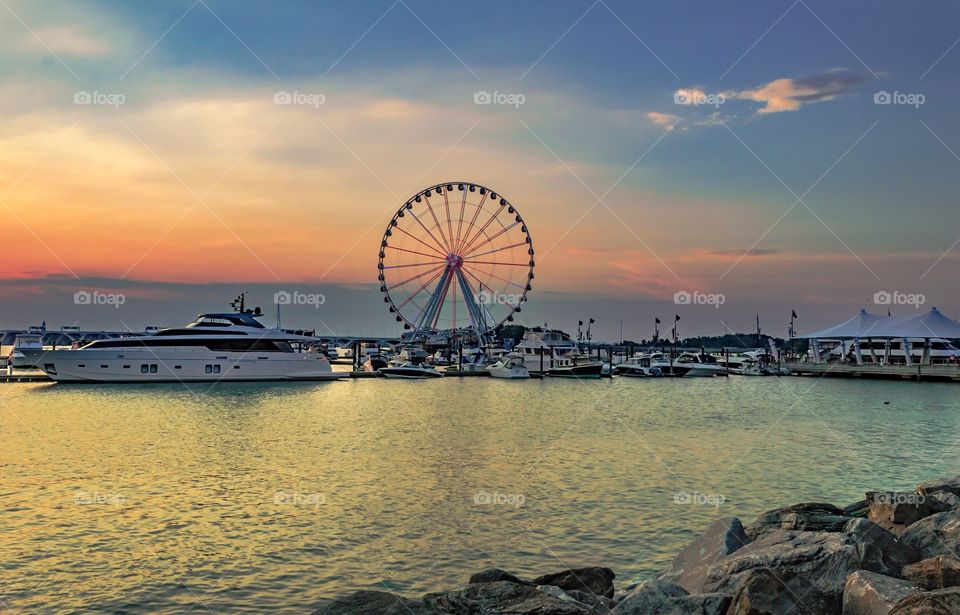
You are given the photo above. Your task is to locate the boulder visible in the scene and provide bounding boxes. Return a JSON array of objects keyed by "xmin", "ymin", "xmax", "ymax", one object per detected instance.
[
  {"xmin": 929, "ymin": 491, "xmax": 960, "ymax": 510},
  {"xmin": 566, "ymin": 589, "xmax": 616, "ymax": 613},
  {"xmin": 901, "ymin": 555, "xmax": 960, "ymax": 590},
  {"xmin": 469, "ymin": 567, "xmax": 532, "ymax": 586},
  {"xmin": 745, "ymin": 502, "xmax": 851, "ymax": 539},
  {"xmin": 917, "ymin": 475, "xmax": 960, "ymax": 498},
  {"xmin": 901, "ymin": 512, "xmax": 960, "ymax": 560},
  {"xmin": 424, "ymin": 581, "xmax": 592, "ymax": 614},
  {"xmin": 612, "ymin": 579, "xmax": 687, "ymax": 614},
  {"xmin": 703, "ymin": 530, "xmax": 861, "ymax": 610},
  {"xmin": 725, "ymin": 567, "xmax": 838, "ymax": 615},
  {"xmin": 656, "ymin": 593, "xmax": 730, "ymax": 614},
  {"xmin": 889, "ymin": 587, "xmax": 960, "ymax": 614},
  {"xmin": 531, "ymin": 567, "xmax": 616, "ymax": 599},
  {"xmin": 844, "ymin": 500, "xmax": 871, "ymax": 518},
  {"xmin": 866, "ymin": 492, "xmax": 951, "ymax": 536},
  {"xmin": 660, "ymin": 517, "xmax": 752, "ymax": 593},
  {"xmin": 313, "ymin": 590, "xmax": 447, "ymax": 615},
  {"xmin": 845, "ymin": 518, "xmax": 921, "ymax": 577},
  {"xmin": 842, "ymin": 571, "xmax": 920, "ymax": 615}
]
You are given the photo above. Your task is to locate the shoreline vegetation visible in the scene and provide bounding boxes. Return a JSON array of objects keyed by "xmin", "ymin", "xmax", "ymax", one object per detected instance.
[{"xmin": 314, "ymin": 476, "xmax": 960, "ymax": 614}]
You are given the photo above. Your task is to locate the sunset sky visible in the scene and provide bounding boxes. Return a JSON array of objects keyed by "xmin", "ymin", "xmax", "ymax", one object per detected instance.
[{"xmin": 1, "ymin": 1, "xmax": 959, "ymax": 337}]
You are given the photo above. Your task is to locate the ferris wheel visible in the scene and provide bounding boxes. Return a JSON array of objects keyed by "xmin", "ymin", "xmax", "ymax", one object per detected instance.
[{"xmin": 378, "ymin": 182, "xmax": 534, "ymax": 338}]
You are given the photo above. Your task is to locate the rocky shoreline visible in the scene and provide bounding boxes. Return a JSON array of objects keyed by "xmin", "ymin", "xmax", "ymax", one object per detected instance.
[{"xmin": 314, "ymin": 476, "xmax": 960, "ymax": 614}]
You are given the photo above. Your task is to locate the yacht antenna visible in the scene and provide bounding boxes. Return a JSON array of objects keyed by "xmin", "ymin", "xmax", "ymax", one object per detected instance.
[{"xmin": 230, "ymin": 292, "xmax": 247, "ymax": 314}]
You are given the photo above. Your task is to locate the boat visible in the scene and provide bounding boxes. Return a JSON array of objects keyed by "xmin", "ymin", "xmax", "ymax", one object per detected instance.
[
  {"xmin": 486, "ymin": 353, "xmax": 530, "ymax": 379},
  {"xmin": 614, "ymin": 355, "xmax": 663, "ymax": 377},
  {"xmin": 378, "ymin": 360, "xmax": 443, "ymax": 379},
  {"xmin": 546, "ymin": 359, "xmax": 605, "ymax": 379},
  {"xmin": 30, "ymin": 300, "xmax": 342, "ymax": 383},
  {"xmin": 668, "ymin": 352, "xmax": 728, "ymax": 377},
  {"xmin": 8, "ymin": 333, "xmax": 44, "ymax": 368},
  {"xmin": 516, "ymin": 329, "xmax": 604, "ymax": 376}
]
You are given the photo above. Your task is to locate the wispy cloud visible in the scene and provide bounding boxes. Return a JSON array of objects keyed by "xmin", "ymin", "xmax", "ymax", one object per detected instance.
[
  {"xmin": 646, "ymin": 111, "xmax": 679, "ymax": 131},
  {"xmin": 728, "ymin": 69, "xmax": 870, "ymax": 114},
  {"xmin": 25, "ymin": 24, "xmax": 111, "ymax": 57}
]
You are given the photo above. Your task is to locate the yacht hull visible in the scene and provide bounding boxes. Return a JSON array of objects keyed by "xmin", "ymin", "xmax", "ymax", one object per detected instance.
[
  {"xmin": 546, "ymin": 363, "xmax": 604, "ymax": 379},
  {"xmin": 34, "ymin": 349, "xmax": 339, "ymax": 383},
  {"xmin": 378, "ymin": 367, "xmax": 443, "ymax": 379}
]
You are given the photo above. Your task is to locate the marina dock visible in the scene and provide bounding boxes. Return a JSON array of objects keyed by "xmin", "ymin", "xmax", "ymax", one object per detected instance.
[{"xmin": 786, "ymin": 362, "xmax": 960, "ymax": 382}]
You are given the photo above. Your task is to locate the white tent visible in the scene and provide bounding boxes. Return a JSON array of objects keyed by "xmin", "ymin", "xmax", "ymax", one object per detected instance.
[
  {"xmin": 798, "ymin": 307, "xmax": 960, "ymax": 365},
  {"xmin": 873, "ymin": 308, "xmax": 960, "ymax": 339},
  {"xmin": 797, "ymin": 309, "xmax": 889, "ymax": 339}
]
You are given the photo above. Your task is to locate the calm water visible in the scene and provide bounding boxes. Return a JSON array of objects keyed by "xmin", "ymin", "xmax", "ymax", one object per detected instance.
[{"xmin": 1, "ymin": 376, "xmax": 958, "ymax": 613}]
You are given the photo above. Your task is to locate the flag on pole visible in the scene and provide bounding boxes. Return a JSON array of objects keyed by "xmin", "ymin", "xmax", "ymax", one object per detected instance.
[
  {"xmin": 791, "ymin": 310, "xmax": 798, "ymax": 319},
  {"xmin": 674, "ymin": 314, "xmax": 680, "ymax": 322},
  {"xmin": 655, "ymin": 317, "xmax": 661, "ymax": 324}
]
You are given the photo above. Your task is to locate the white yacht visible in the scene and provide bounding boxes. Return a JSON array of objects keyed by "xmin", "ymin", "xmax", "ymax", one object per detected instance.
[
  {"xmin": 8, "ymin": 333, "xmax": 44, "ymax": 368},
  {"xmin": 31, "ymin": 308, "xmax": 340, "ymax": 383},
  {"xmin": 669, "ymin": 352, "xmax": 728, "ymax": 377},
  {"xmin": 486, "ymin": 353, "xmax": 530, "ymax": 379},
  {"xmin": 516, "ymin": 329, "xmax": 603, "ymax": 377},
  {"xmin": 614, "ymin": 355, "xmax": 662, "ymax": 377}
]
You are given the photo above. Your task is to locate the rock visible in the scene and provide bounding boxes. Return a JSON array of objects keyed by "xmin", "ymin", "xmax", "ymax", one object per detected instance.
[
  {"xmin": 929, "ymin": 492, "xmax": 960, "ymax": 510},
  {"xmin": 845, "ymin": 500, "xmax": 871, "ymax": 518},
  {"xmin": 703, "ymin": 529, "xmax": 862, "ymax": 611},
  {"xmin": 469, "ymin": 567, "xmax": 532, "ymax": 585},
  {"xmin": 918, "ymin": 475, "xmax": 960, "ymax": 498},
  {"xmin": 566, "ymin": 589, "xmax": 616, "ymax": 613},
  {"xmin": 745, "ymin": 502, "xmax": 851, "ymax": 539},
  {"xmin": 842, "ymin": 571, "xmax": 920, "ymax": 615},
  {"xmin": 901, "ymin": 555, "xmax": 960, "ymax": 590},
  {"xmin": 313, "ymin": 590, "xmax": 447, "ymax": 615},
  {"xmin": 531, "ymin": 567, "xmax": 616, "ymax": 599},
  {"xmin": 612, "ymin": 579, "xmax": 687, "ymax": 614},
  {"xmin": 658, "ymin": 594, "xmax": 730, "ymax": 615},
  {"xmin": 540, "ymin": 585, "xmax": 588, "ymax": 604},
  {"xmin": 725, "ymin": 567, "xmax": 838, "ymax": 615},
  {"xmin": 889, "ymin": 587, "xmax": 960, "ymax": 614},
  {"xmin": 901, "ymin": 512, "xmax": 960, "ymax": 560},
  {"xmin": 866, "ymin": 492, "xmax": 951, "ymax": 536},
  {"xmin": 660, "ymin": 517, "xmax": 752, "ymax": 593},
  {"xmin": 845, "ymin": 518, "xmax": 921, "ymax": 577},
  {"xmin": 424, "ymin": 581, "xmax": 592, "ymax": 614}
]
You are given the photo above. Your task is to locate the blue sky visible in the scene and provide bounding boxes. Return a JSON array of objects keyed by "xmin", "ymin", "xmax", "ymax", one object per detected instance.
[{"xmin": 1, "ymin": 0, "xmax": 959, "ymax": 337}]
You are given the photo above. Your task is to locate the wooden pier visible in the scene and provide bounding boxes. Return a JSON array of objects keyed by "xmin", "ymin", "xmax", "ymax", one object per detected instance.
[{"xmin": 786, "ymin": 362, "xmax": 960, "ymax": 383}]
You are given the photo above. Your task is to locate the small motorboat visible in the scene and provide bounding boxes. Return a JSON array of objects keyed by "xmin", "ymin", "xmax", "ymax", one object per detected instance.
[
  {"xmin": 546, "ymin": 359, "xmax": 604, "ymax": 379},
  {"xmin": 486, "ymin": 353, "xmax": 530, "ymax": 379},
  {"xmin": 378, "ymin": 360, "xmax": 443, "ymax": 379},
  {"xmin": 614, "ymin": 355, "xmax": 662, "ymax": 377}
]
